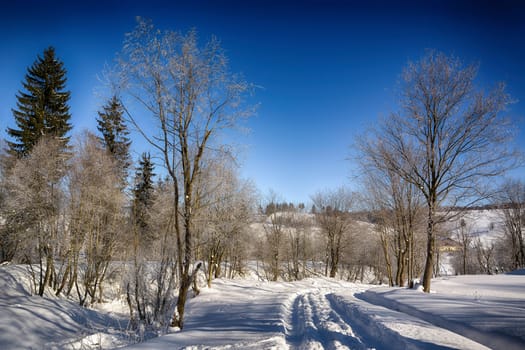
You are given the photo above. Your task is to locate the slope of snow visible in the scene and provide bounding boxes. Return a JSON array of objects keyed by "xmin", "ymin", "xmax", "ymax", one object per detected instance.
[
  {"xmin": 0, "ymin": 264, "xmax": 131, "ymax": 349},
  {"xmin": 445, "ymin": 209, "xmax": 506, "ymax": 247}
]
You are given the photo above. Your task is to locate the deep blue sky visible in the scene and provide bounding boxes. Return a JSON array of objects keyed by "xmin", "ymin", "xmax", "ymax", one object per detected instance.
[{"xmin": 1, "ymin": 0, "xmax": 524, "ymax": 204}]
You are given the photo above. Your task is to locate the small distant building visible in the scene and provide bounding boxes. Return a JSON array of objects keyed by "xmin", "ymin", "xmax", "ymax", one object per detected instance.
[{"xmin": 439, "ymin": 238, "xmax": 461, "ymax": 252}]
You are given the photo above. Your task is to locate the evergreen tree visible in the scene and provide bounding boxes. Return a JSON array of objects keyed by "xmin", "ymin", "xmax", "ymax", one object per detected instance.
[
  {"xmin": 96, "ymin": 95, "xmax": 131, "ymax": 180},
  {"xmin": 7, "ymin": 47, "xmax": 71, "ymax": 157},
  {"xmin": 133, "ymin": 152, "xmax": 155, "ymax": 239}
]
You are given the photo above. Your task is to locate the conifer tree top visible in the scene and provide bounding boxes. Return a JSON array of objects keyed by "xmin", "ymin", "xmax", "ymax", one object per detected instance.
[
  {"xmin": 7, "ymin": 46, "xmax": 72, "ymax": 157},
  {"xmin": 96, "ymin": 95, "xmax": 132, "ymax": 182}
]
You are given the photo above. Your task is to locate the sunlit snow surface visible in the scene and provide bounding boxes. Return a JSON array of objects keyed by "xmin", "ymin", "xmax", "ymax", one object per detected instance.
[
  {"xmin": 359, "ymin": 273, "xmax": 525, "ymax": 350},
  {"xmin": 0, "ymin": 264, "xmax": 130, "ymax": 349},
  {"xmin": 1, "ymin": 264, "xmax": 524, "ymax": 349}
]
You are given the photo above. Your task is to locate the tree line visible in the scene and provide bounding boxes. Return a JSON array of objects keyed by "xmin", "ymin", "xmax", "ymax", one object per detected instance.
[{"xmin": 0, "ymin": 19, "xmax": 523, "ymax": 335}]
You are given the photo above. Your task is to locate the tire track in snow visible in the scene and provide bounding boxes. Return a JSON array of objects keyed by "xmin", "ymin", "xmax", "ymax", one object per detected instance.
[{"xmin": 286, "ymin": 291, "xmax": 369, "ymax": 349}]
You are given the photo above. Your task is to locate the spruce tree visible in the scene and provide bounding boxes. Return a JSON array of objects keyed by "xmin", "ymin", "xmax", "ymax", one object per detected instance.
[
  {"xmin": 133, "ymin": 152, "xmax": 155, "ymax": 240},
  {"xmin": 96, "ymin": 95, "xmax": 131, "ymax": 180},
  {"xmin": 7, "ymin": 47, "xmax": 72, "ymax": 157}
]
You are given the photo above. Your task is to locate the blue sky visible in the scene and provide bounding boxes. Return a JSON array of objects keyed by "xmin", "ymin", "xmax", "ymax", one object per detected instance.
[{"xmin": 1, "ymin": 0, "xmax": 524, "ymax": 204}]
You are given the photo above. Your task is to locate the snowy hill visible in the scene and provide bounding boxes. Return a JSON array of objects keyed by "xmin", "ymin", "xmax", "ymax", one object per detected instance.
[{"xmin": 444, "ymin": 209, "xmax": 506, "ymax": 246}]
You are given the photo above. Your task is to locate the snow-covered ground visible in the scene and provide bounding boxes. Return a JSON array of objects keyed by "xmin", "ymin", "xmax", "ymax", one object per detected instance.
[
  {"xmin": 122, "ymin": 274, "xmax": 525, "ymax": 350},
  {"xmin": 2, "ymin": 263, "xmax": 524, "ymax": 349},
  {"xmin": 359, "ymin": 273, "xmax": 525, "ymax": 350},
  {"xmin": 0, "ymin": 264, "xmax": 131, "ymax": 349}
]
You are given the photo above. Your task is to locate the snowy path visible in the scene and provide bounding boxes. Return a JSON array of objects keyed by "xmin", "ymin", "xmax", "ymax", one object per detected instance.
[
  {"xmin": 122, "ymin": 278, "xmax": 492, "ymax": 350},
  {"xmin": 284, "ymin": 290, "xmax": 490, "ymax": 350},
  {"xmin": 286, "ymin": 291, "xmax": 367, "ymax": 349}
]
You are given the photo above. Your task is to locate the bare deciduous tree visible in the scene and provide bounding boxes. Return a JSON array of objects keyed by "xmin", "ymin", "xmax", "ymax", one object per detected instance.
[
  {"xmin": 68, "ymin": 132, "xmax": 125, "ymax": 305},
  {"xmin": 499, "ymin": 180, "xmax": 525, "ymax": 270},
  {"xmin": 0, "ymin": 146, "xmax": 19, "ymax": 263},
  {"xmin": 113, "ymin": 18, "xmax": 253, "ymax": 328},
  {"xmin": 359, "ymin": 161, "xmax": 424, "ymax": 286},
  {"xmin": 474, "ymin": 237, "xmax": 496, "ymax": 275},
  {"xmin": 454, "ymin": 218, "xmax": 474, "ymax": 275},
  {"xmin": 261, "ymin": 192, "xmax": 287, "ymax": 281},
  {"xmin": 193, "ymin": 155, "xmax": 256, "ymax": 286},
  {"xmin": 284, "ymin": 212, "xmax": 312, "ymax": 281},
  {"xmin": 311, "ymin": 187, "xmax": 355, "ymax": 278},
  {"xmin": 125, "ymin": 178, "xmax": 179, "ymax": 328},
  {"xmin": 359, "ymin": 50, "xmax": 518, "ymax": 292},
  {"xmin": 3, "ymin": 136, "xmax": 68, "ymax": 296}
]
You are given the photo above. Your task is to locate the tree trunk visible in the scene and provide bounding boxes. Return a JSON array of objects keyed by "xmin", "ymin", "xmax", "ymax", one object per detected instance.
[
  {"xmin": 173, "ymin": 260, "xmax": 202, "ymax": 329},
  {"xmin": 207, "ymin": 254, "xmax": 214, "ymax": 288},
  {"xmin": 329, "ymin": 244, "xmax": 339, "ymax": 278},
  {"xmin": 517, "ymin": 225, "xmax": 525, "ymax": 268},
  {"xmin": 396, "ymin": 249, "xmax": 407, "ymax": 287},
  {"xmin": 462, "ymin": 241, "xmax": 468, "ymax": 275},
  {"xmin": 422, "ymin": 203, "xmax": 435, "ymax": 292},
  {"xmin": 55, "ymin": 262, "xmax": 70, "ymax": 296},
  {"xmin": 380, "ymin": 231, "xmax": 394, "ymax": 286},
  {"xmin": 172, "ymin": 274, "xmax": 189, "ymax": 328},
  {"xmin": 172, "ymin": 195, "xmax": 194, "ymax": 329}
]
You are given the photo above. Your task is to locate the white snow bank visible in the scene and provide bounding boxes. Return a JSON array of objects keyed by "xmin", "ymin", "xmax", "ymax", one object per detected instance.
[
  {"xmin": 329, "ymin": 293, "xmax": 490, "ymax": 350},
  {"xmin": 358, "ymin": 274, "xmax": 525, "ymax": 350}
]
